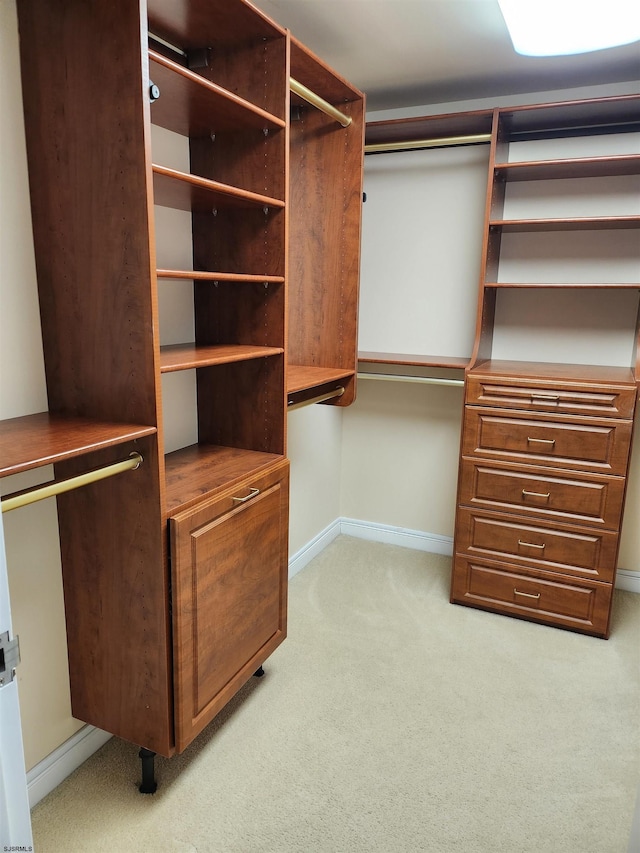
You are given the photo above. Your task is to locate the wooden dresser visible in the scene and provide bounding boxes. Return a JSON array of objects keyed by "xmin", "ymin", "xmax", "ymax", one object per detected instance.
[{"xmin": 452, "ymin": 362, "xmax": 636, "ymax": 637}]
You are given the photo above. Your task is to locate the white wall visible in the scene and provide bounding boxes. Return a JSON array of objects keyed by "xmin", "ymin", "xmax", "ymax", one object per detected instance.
[
  {"xmin": 0, "ymin": 1, "xmax": 84, "ymax": 771},
  {"xmin": 287, "ymin": 406, "xmax": 343, "ymax": 557},
  {"xmin": 1, "ymin": 0, "xmax": 639, "ymax": 782},
  {"xmin": 340, "ymin": 380, "xmax": 463, "ymax": 536}
]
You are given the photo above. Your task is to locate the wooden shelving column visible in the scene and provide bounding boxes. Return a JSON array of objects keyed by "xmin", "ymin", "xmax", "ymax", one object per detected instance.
[
  {"xmin": 451, "ymin": 94, "xmax": 640, "ymax": 638},
  {"xmin": 14, "ymin": 0, "xmax": 366, "ymax": 774},
  {"xmin": 287, "ymin": 37, "xmax": 365, "ymax": 410},
  {"xmin": 14, "ymin": 0, "xmax": 291, "ymax": 762}
]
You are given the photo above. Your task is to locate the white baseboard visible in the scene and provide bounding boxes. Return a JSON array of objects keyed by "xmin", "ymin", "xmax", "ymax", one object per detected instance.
[
  {"xmin": 288, "ymin": 518, "xmax": 342, "ymax": 578},
  {"xmin": 27, "ymin": 516, "xmax": 639, "ymax": 808},
  {"xmin": 27, "ymin": 724, "xmax": 111, "ymax": 808},
  {"xmin": 340, "ymin": 517, "xmax": 454, "ymax": 556},
  {"xmin": 615, "ymin": 569, "xmax": 640, "ymax": 594}
]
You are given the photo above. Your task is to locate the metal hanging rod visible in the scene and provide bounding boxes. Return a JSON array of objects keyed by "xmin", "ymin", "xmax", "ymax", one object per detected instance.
[
  {"xmin": 288, "ymin": 386, "xmax": 345, "ymax": 411},
  {"xmin": 290, "ymin": 78, "xmax": 352, "ymax": 128},
  {"xmin": 365, "ymin": 133, "xmax": 492, "ymax": 155},
  {"xmin": 358, "ymin": 373, "xmax": 464, "ymax": 388},
  {"xmin": 1, "ymin": 453, "xmax": 143, "ymax": 514}
]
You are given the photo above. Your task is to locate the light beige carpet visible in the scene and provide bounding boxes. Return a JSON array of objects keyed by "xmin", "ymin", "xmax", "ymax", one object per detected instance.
[{"xmin": 31, "ymin": 536, "xmax": 640, "ymax": 852}]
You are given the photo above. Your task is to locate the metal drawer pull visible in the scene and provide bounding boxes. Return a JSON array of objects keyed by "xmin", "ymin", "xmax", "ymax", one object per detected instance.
[
  {"xmin": 527, "ymin": 436, "xmax": 556, "ymax": 445},
  {"xmin": 514, "ymin": 589, "xmax": 541, "ymax": 600},
  {"xmin": 531, "ymin": 393, "xmax": 560, "ymax": 402},
  {"xmin": 232, "ymin": 487, "xmax": 260, "ymax": 503},
  {"xmin": 518, "ymin": 539, "xmax": 545, "ymax": 550},
  {"xmin": 522, "ymin": 489, "xmax": 550, "ymax": 500}
]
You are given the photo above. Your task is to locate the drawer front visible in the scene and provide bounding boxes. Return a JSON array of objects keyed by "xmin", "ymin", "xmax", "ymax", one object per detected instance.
[
  {"xmin": 462, "ymin": 407, "xmax": 633, "ymax": 475},
  {"xmin": 466, "ymin": 375, "xmax": 636, "ymax": 418},
  {"xmin": 451, "ymin": 556, "xmax": 612, "ymax": 637},
  {"xmin": 458, "ymin": 457, "xmax": 625, "ymax": 529},
  {"xmin": 456, "ymin": 508, "xmax": 617, "ymax": 582}
]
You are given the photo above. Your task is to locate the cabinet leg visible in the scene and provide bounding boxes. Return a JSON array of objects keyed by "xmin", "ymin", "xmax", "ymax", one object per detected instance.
[
  {"xmin": 138, "ymin": 747, "xmax": 157, "ymax": 794},
  {"xmin": 253, "ymin": 666, "xmax": 265, "ymax": 678}
]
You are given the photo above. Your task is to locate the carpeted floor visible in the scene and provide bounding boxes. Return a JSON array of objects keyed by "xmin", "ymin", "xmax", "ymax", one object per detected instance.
[{"xmin": 31, "ymin": 536, "xmax": 640, "ymax": 852}]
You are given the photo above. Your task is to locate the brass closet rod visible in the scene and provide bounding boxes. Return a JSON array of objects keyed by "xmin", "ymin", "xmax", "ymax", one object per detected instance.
[
  {"xmin": 290, "ymin": 78, "xmax": 352, "ymax": 127},
  {"xmin": 288, "ymin": 387, "xmax": 345, "ymax": 411},
  {"xmin": 1, "ymin": 453, "xmax": 143, "ymax": 513},
  {"xmin": 358, "ymin": 373, "xmax": 464, "ymax": 388},
  {"xmin": 365, "ymin": 133, "xmax": 492, "ymax": 154}
]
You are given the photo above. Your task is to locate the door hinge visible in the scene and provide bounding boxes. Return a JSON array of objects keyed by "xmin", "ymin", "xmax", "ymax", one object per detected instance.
[{"xmin": 0, "ymin": 631, "xmax": 20, "ymax": 687}]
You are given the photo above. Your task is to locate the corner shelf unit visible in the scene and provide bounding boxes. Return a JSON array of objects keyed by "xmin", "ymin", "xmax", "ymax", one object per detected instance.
[{"xmin": 452, "ymin": 94, "xmax": 640, "ymax": 638}]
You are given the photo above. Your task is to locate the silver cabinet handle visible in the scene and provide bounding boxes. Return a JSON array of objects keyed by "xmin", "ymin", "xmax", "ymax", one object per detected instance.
[
  {"xmin": 531, "ymin": 393, "xmax": 559, "ymax": 402},
  {"xmin": 232, "ymin": 487, "xmax": 260, "ymax": 503},
  {"xmin": 518, "ymin": 539, "xmax": 545, "ymax": 550},
  {"xmin": 514, "ymin": 589, "xmax": 541, "ymax": 600},
  {"xmin": 527, "ymin": 436, "xmax": 556, "ymax": 445}
]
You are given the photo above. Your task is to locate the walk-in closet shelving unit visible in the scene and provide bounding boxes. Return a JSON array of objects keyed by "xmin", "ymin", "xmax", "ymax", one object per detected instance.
[
  {"xmin": 14, "ymin": 0, "xmax": 295, "ymax": 782},
  {"xmin": 359, "ymin": 109, "xmax": 494, "ymax": 384},
  {"xmin": 287, "ymin": 38, "xmax": 365, "ymax": 410},
  {"xmin": 451, "ymin": 94, "xmax": 640, "ymax": 637}
]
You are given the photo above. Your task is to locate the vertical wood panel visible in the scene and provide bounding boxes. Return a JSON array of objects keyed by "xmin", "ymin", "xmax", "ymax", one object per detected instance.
[{"xmin": 18, "ymin": 0, "xmax": 159, "ymax": 428}]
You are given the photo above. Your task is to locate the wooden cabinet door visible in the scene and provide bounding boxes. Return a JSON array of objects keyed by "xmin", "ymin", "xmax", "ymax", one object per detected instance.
[{"xmin": 170, "ymin": 462, "xmax": 289, "ymax": 752}]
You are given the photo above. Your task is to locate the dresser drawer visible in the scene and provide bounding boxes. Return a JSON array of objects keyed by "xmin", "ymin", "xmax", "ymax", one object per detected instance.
[
  {"xmin": 456, "ymin": 508, "xmax": 617, "ymax": 582},
  {"xmin": 466, "ymin": 374, "xmax": 636, "ymax": 418},
  {"xmin": 451, "ymin": 556, "xmax": 612, "ymax": 637},
  {"xmin": 458, "ymin": 457, "xmax": 625, "ymax": 530},
  {"xmin": 462, "ymin": 407, "xmax": 633, "ymax": 475}
]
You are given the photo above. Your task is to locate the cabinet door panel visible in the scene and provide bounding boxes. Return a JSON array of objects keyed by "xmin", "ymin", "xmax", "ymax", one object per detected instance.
[{"xmin": 171, "ymin": 462, "xmax": 288, "ymax": 752}]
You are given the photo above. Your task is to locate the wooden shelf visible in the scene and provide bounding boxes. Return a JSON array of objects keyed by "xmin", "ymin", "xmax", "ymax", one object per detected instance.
[
  {"xmin": 287, "ymin": 364, "xmax": 355, "ymax": 395},
  {"xmin": 160, "ymin": 343, "xmax": 284, "ymax": 373},
  {"xmin": 486, "ymin": 281, "xmax": 640, "ymax": 289},
  {"xmin": 157, "ymin": 269, "xmax": 284, "ymax": 284},
  {"xmin": 152, "ymin": 165, "xmax": 285, "ymax": 212},
  {"xmin": 164, "ymin": 443, "xmax": 285, "ymax": 514},
  {"xmin": 148, "ymin": 0, "xmax": 284, "ymax": 53},
  {"xmin": 0, "ymin": 413, "xmax": 157, "ymax": 478},
  {"xmin": 469, "ymin": 360, "xmax": 636, "ymax": 385},
  {"xmin": 358, "ymin": 352, "xmax": 470, "ymax": 370},
  {"xmin": 495, "ymin": 155, "xmax": 640, "ymax": 182},
  {"xmin": 290, "ymin": 36, "xmax": 364, "ymax": 107},
  {"xmin": 149, "ymin": 50, "xmax": 285, "ymax": 137},
  {"xmin": 490, "ymin": 216, "xmax": 640, "ymax": 233},
  {"xmin": 500, "ymin": 94, "xmax": 640, "ymax": 140},
  {"xmin": 365, "ymin": 108, "xmax": 493, "ymax": 149}
]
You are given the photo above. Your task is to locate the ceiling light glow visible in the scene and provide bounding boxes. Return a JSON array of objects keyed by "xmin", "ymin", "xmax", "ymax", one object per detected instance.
[{"xmin": 497, "ymin": 0, "xmax": 640, "ymax": 56}]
